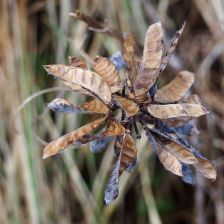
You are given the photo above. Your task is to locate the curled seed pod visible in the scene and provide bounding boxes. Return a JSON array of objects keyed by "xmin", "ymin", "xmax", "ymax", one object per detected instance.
[
  {"xmin": 154, "ymin": 71, "xmax": 195, "ymax": 103},
  {"xmin": 93, "ymin": 56, "xmax": 120, "ymax": 86}
]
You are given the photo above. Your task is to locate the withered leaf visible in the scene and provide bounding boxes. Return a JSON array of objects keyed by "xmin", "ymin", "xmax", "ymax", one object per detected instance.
[
  {"xmin": 157, "ymin": 142, "xmax": 183, "ymax": 176},
  {"xmin": 155, "ymin": 71, "xmax": 195, "ymax": 103},
  {"xmin": 68, "ymin": 56, "xmax": 87, "ymax": 69},
  {"xmin": 114, "ymin": 95, "xmax": 139, "ymax": 116},
  {"xmin": 134, "ymin": 22, "xmax": 164, "ymax": 91},
  {"xmin": 110, "ymin": 85, "xmax": 122, "ymax": 94},
  {"xmin": 114, "ymin": 135, "xmax": 123, "ymax": 157},
  {"xmin": 147, "ymin": 103, "xmax": 208, "ymax": 119},
  {"xmin": 42, "ymin": 116, "xmax": 106, "ymax": 159},
  {"xmin": 123, "ymin": 32, "xmax": 135, "ymax": 70},
  {"xmin": 44, "ymin": 65, "xmax": 112, "ymax": 104},
  {"xmin": 93, "ymin": 56, "xmax": 120, "ymax": 86},
  {"xmin": 159, "ymin": 22, "xmax": 185, "ymax": 73}
]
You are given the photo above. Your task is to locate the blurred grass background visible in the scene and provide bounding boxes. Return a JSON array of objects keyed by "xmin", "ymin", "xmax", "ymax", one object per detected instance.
[{"xmin": 1, "ymin": 0, "xmax": 224, "ymax": 223}]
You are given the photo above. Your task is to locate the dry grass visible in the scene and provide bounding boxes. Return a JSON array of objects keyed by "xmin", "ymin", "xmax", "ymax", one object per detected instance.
[{"xmin": 0, "ymin": 0, "xmax": 224, "ymax": 223}]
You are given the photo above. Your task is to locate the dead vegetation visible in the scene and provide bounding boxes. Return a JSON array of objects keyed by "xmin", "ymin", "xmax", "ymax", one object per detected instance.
[{"xmin": 0, "ymin": 0, "xmax": 224, "ymax": 224}]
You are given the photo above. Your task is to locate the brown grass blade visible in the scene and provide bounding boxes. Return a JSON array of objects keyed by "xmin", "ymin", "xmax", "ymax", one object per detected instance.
[
  {"xmin": 92, "ymin": 56, "xmax": 120, "ymax": 86},
  {"xmin": 194, "ymin": 158, "xmax": 217, "ymax": 180},
  {"xmin": 134, "ymin": 22, "xmax": 164, "ymax": 91},
  {"xmin": 68, "ymin": 56, "xmax": 88, "ymax": 69},
  {"xmin": 147, "ymin": 103, "xmax": 208, "ymax": 119},
  {"xmin": 156, "ymin": 142, "xmax": 183, "ymax": 176},
  {"xmin": 43, "ymin": 117, "xmax": 106, "ymax": 159},
  {"xmin": 155, "ymin": 71, "xmax": 195, "ymax": 103},
  {"xmin": 114, "ymin": 95, "xmax": 139, "ymax": 116},
  {"xmin": 44, "ymin": 65, "xmax": 112, "ymax": 104}
]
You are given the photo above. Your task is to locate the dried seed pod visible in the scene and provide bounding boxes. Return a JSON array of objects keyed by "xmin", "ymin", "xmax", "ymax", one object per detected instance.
[
  {"xmin": 147, "ymin": 103, "xmax": 208, "ymax": 119},
  {"xmin": 194, "ymin": 158, "xmax": 216, "ymax": 180},
  {"xmin": 44, "ymin": 65, "xmax": 111, "ymax": 104},
  {"xmin": 134, "ymin": 22, "xmax": 164, "ymax": 91},
  {"xmin": 47, "ymin": 98, "xmax": 83, "ymax": 113},
  {"xmin": 93, "ymin": 56, "xmax": 120, "ymax": 86},
  {"xmin": 119, "ymin": 134, "xmax": 137, "ymax": 175},
  {"xmin": 68, "ymin": 56, "xmax": 87, "ymax": 69},
  {"xmin": 156, "ymin": 136, "xmax": 197, "ymax": 164},
  {"xmin": 159, "ymin": 22, "xmax": 185, "ymax": 73},
  {"xmin": 185, "ymin": 94, "xmax": 202, "ymax": 104},
  {"xmin": 104, "ymin": 133, "xmax": 137, "ymax": 205},
  {"xmin": 110, "ymin": 85, "xmax": 122, "ymax": 93},
  {"xmin": 80, "ymin": 99, "xmax": 109, "ymax": 114},
  {"xmin": 114, "ymin": 95, "xmax": 139, "ymax": 116},
  {"xmin": 123, "ymin": 32, "xmax": 135, "ymax": 70},
  {"xmin": 42, "ymin": 116, "xmax": 106, "ymax": 159},
  {"xmin": 157, "ymin": 142, "xmax": 183, "ymax": 176},
  {"xmin": 155, "ymin": 71, "xmax": 195, "ymax": 103},
  {"xmin": 104, "ymin": 157, "xmax": 120, "ymax": 205},
  {"xmin": 64, "ymin": 81, "xmax": 93, "ymax": 96},
  {"xmin": 102, "ymin": 120, "xmax": 126, "ymax": 137}
]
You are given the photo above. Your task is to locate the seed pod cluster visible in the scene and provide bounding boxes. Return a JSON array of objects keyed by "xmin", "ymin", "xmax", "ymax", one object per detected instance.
[{"xmin": 42, "ymin": 20, "xmax": 216, "ymax": 205}]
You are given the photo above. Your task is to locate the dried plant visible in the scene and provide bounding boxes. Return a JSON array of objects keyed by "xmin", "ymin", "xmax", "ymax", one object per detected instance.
[{"xmin": 42, "ymin": 19, "xmax": 216, "ymax": 205}]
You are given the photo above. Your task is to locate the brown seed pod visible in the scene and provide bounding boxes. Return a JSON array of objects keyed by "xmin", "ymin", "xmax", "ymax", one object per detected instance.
[
  {"xmin": 102, "ymin": 120, "xmax": 126, "ymax": 137},
  {"xmin": 92, "ymin": 56, "xmax": 120, "ymax": 86},
  {"xmin": 42, "ymin": 116, "xmax": 106, "ymax": 159},
  {"xmin": 147, "ymin": 103, "xmax": 208, "ymax": 119},
  {"xmin": 123, "ymin": 32, "xmax": 135, "ymax": 70},
  {"xmin": 159, "ymin": 22, "xmax": 185, "ymax": 73},
  {"xmin": 119, "ymin": 133, "xmax": 137, "ymax": 174},
  {"xmin": 194, "ymin": 158, "xmax": 216, "ymax": 180},
  {"xmin": 155, "ymin": 71, "xmax": 195, "ymax": 103},
  {"xmin": 68, "ymin": 56, "xmax": 88, "ymax": 69},
  {"xmin": 134, "ymin": 22, "xmax": 164, "ymax": 91},
  {"xmin": 44, "ymin": 65, "xmax": 112, "ymax": 104},
  {"xmin": 156, "ymin": 142, "xmax": 183, "ymax": 176},
  {"xmin": 156, "ymin": 136, "xmax": 197, "ymax": 164},
  {"xmin": 63, "ymin": 81, "xmax": 94, "ymax": 96},
  {"xmin": 80, "ymin": 99, "xmax": 109, "ymax": 114},
  {"xmin": 114, "ymin": 95, "xmax": 139, "ymax": 116}
]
